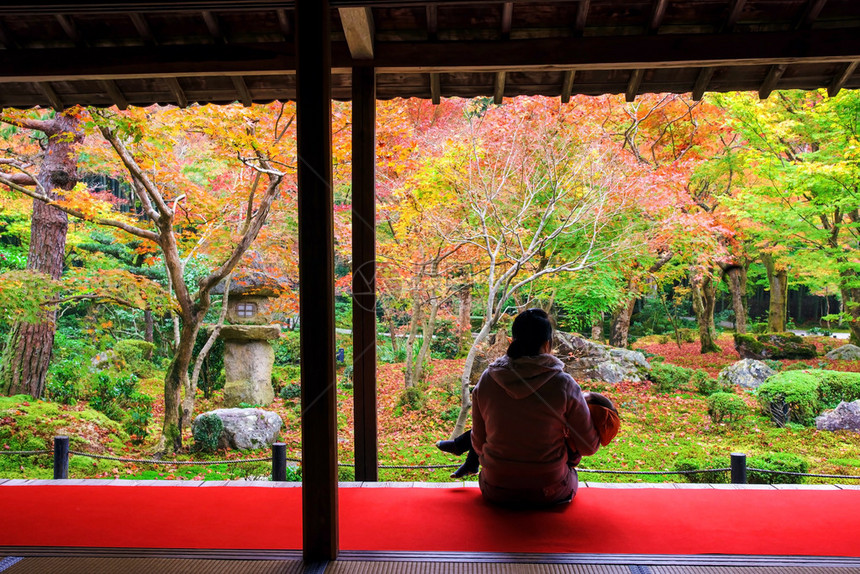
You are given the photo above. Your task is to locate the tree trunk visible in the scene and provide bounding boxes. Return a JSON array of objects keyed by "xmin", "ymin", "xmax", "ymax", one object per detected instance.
[
  {"xmin": 691, "ymin": 268, "xmax": 720, "ymax": 353},
  {"xmin": 403, "ymin": 285, "xmax": 422, "ymax": 388},
  {"xmin": 452, "ymin": 320, "xmax": 493, "ymax": 438},
  {"xmin": 762, "ymin": 253, "xmax": 788, "ymax": 332},
  {"xmin": 410, "ymin": 298, "xmax": 439, "ymax": 386},
  {"xmin": 0, "ymin": 113, "xmax": 80, "ymax": 398},
  {"xmin": 160, "ymin": 319, "xmax": 202, "ymax": 453},
  {"xmin": 591, "ymin": 311, "xmax": 604, "ymax": 341},
  {"xmin": 720, "ymin": 263, "xmax": 748, "ymax": 334},
  {"xmin": 144, "ymin": 309, "xmax": 154, "ymax": 343},
  {"xmin": 457, "ymin": 284, "xmax": 472, "ymax": 353},
  {"xmin": 610, "ymin": 299, "xmax": 636, "ymax": 348}
]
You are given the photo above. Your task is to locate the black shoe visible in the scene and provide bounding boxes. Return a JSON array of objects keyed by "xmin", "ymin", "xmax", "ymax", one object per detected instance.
[
  {"xmin": 450, "ymin": 450, "xmax": 479, "ymax": 479},
  {"xmin": 436, "ymin": 439, "xmax": 467, "ymax": 456}
]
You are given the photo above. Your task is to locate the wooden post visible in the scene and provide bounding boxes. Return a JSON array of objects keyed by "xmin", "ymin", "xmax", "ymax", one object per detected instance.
[
  {"xmin": 352, "ymin": 65, "xmax": 378, "ymax": 482},
  {"xmin": 296, "ymin": 0, "xmax": 338, "ymax": 561},
  {"xmin": 53, "ymin": 436, "xmax": 69, "ymax": 480}
]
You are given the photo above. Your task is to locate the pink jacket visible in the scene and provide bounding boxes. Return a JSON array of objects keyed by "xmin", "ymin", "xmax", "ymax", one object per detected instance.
[{"xmin": 471, "ymin": 354, "xmax": 600, "ymax": 505}]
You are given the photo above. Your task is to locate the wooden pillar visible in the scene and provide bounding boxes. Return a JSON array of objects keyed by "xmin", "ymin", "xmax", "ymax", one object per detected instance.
[
  {"xmin": 296, "ymin": 0, "xmax": 338, "ymax": 561},
  {"xmin": 352, "ymin": 65, "xmax": 378, "ymax": 482}
]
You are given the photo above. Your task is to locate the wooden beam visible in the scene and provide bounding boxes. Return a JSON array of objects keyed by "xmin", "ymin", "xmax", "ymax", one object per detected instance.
[
  {"xmin": 692, "ymin": 67, "xmax": 715, "ymax": 101},
  {"xmin": 493, "ymin": 71, "xmax": 505, "ymax": 104},
  {"xmin": 0, "ymin": 21, "xmax": 19, "ymax": 50},
  {"xmin": 795, "ymin": 0, "xmax": 828, "ymax": 30},
  {"xmin": 202, "ymin": 11, "xmax": 224, "ymax": 43},
  {"xmin": 828, "ymin": 61, "xmax": 858, "ymax": 97},
  {"xmin": 37, "ymin": 82, "xmax": 64, "ymax": 110},
  {"xmin": 626, "ymin": 69, "xmax": 643, "ymax": 102},
  {"xmin": 649, "ymin": 0, "xmax": 669, "ymax": 32},
  {"xmin": 574, "ymin": 0, "xmax": 590, "ymax": 36},
  {"xmin": 129, "ymin": 13, "xmax": 156, "ymax": 45},
  {"xmin": 561, "ymin": 69, "xmax": 576, "ymax": 103},
  {"xmin": 165, "ymin": 77, "xmax": 188, "ymax": 107},
  {"xmin": 276, "ymin": 9, "xmax": 291, "ymax": 40},
  {"xmin": 723, "ymin": 0, "xmax": 747, "ymax": 32},
  {"xmin": 231, "ymin": 76, "xmax": 253, "ymax": 106},
  {"xmin": 351, "ymin": 65, "xmax": 377, "ymax": 484},
  {"xmin": 100, "ymin": 79, "xmax": 128, "ymax": 109},
  {"xmin": 426, "ymin": 5, "xmax": 437, "ymax": 40},
  {"xmin": 501, "ymin": 2, "xmax": 513, "ymax": 39},
  {"xmin": 759, "ymin": 63, "xmax": 787, "ymax": 99},
  {"xmin": 338, "ymin": 7, "xmax": 374, "ymax": 60},
  {"xmin": 296, "ymin": 0, "xmax": 338, "ymax": 561},
  {"xmin": 1, "ymin": 29, "xmax": 860, "ymax": 81},
  {"xmin": 430, "ymin": 72, "xmax": 440, "ymax": 105},
  {"xmin": 56, "ymin": 14, "xmax": 84, "ymax": 46}
]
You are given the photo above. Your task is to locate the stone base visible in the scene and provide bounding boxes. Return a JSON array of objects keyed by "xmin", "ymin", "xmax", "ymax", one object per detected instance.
[{"xmin": 223, "ymin": 339, "xmax": 275, "ymax": 407}]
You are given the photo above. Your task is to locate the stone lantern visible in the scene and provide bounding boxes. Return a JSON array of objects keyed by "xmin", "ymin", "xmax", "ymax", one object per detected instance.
[{"xmin": 213, "ymin": 267, "xmax": 284, "ymax": 407}]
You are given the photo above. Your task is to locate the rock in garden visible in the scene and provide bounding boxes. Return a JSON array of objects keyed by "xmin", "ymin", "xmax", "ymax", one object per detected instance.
[
  {"xmin": 469, "ymin": 329, "xmax": 650, "ymax": 385},
  {"xmin": 825, "ymin": 344, "xmax": 860, "ymax": 361},
  {"xmin": 815, "ymin": 401, "xmax": 860, "ymax": 432},
  {"xmin": 717, "ymin": 359, "xmax": 776, "ymax": 390},
  {"xmin": 734, "ymin": 332, "xmax": 817, "ymax": 360},
  {"xmin": 194, "ymin": 408, "xmax": 283, "ymax": 450}
]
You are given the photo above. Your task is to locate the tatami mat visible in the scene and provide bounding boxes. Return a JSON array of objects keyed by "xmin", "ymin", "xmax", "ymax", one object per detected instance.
[
  {"xmin": 1, "ymin": 557, "xmax": 859, "ymax": 574},
  {"xmin": 0, "ymin": 557, "xmax": 305, "ymax": 574}
]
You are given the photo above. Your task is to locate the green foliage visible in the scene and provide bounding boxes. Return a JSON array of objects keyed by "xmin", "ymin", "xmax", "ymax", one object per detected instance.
[
  {"xmin": 88, "ymin": 371, "xmax": 138, "ymax": 421},
  {"xmin": 430, "ymin": 319, "xmax": 460, "ymax": 359},
  {"xmin": 706, "ymin": 392, "xmax": 748, "ymax": 424},
  {"xmin": 691, "ymin": 369, "xmax": 720, "ymax": 395},
  {"xmin": 273, "ymin": 364, "xmax": 301, "ymax": 395},
  {"xmin": 673, "ymin": 455, "xmax": 729, "ymax": 484},
  {"xmin": 649, "ymin": 362, "xmax": 693, "ymax": 393},
  {"xmin": 757, "ymin": 371, "xmax": 821, "ymax": 426},
  {"xmin": 113, "ymin": 339, "xmax": 157, "ymax": 378},
  {"xmin": 397, "ymin": 385, "xmax": 427, "ymax": 411},
  {"xmin": 783, "ymin": 362, "xmax": 812, "ymax": 371},
  {"xmin": 762, "ymin": 359, "xmax": 783, "ymax": 372},
  {"xmin": 816, "ymin": 371, "xmax": 860, "ymax": 409},
  {"xmin": 734, "ymin": 332, "xmax": 817, "ymax": 360},
  {"xmin": 124, "ymin": 392, "xmax": 154, "ymax": 444},
  {"xmin": 440, "ymin": 405, "xmax": 460, "ymax": 422},
  {"xmin": 193, "ymin": 413, "xmax": 224, "ymax": 453},
  {"xmin": 274, "ymin": 331, "xmax": 301, "ymax": 365},
  {"xmin": 279, "ymin": 382, "xmax": 302, "ymax": 401},
  {"xmin": 193, "ymin": 331, "xmax": 224, "ymax": 399},
  {"xmin": 748, "ymin": 452, "xmax": 808, "ymax": 484}
]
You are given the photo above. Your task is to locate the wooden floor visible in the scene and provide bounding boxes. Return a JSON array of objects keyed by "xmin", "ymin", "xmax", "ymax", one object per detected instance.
[{"xmin": 2, "ymin": 552, "xmax": 859, "ymax": 574}]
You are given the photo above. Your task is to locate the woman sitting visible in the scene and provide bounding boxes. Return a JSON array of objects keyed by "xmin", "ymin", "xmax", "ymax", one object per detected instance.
[{"xmin": 470, "ymin": 308, "xmax": 601, "ymax": 507}]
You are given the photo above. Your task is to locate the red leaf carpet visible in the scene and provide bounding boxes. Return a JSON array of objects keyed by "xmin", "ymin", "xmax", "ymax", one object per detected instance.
[{"xmin": 1, "ymin": 485, "xmax": 858, "ymax": 556}]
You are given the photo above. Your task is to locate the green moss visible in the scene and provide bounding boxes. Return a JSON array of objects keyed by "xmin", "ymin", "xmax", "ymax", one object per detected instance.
[
  {"xmin": 734, "ymin": 333, "xmax": 764, "ymax": 354},
  {"xmin": 757, "ymin": 371, "xmax": 821, "ymax": 425}
]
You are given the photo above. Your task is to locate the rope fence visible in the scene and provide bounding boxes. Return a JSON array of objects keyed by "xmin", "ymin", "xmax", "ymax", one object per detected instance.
[{"xmin": 3, "ymin": 438, "xmax": 860, "ymax": 483}]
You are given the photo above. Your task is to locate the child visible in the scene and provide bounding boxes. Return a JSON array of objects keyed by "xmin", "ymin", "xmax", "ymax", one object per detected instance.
[{"xmin": 436, "ymin": 391, "xmax": 620, "ymax": 479}]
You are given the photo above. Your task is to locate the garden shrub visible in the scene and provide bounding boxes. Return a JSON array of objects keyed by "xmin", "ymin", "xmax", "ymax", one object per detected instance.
[
  {"xmin": 397, "ymin": 386, "xmax": 426, "ymax": 411},
  {"xmin": 816, "ymin": 371, "xmax": 860, "ymax": 409},
  {"xmin": 273, "ymin": 364, "xmax": 301, "ymax": 395},
  {"xmin": 88, "ymin": 371, "xmax": 138, "ymax": 421},
  {"xmin": 193, "ymin": 413, "xmax": 224, "ymax": 453},
  {"xmin": 274, "ymin": 331, "xmax": 301, "ymax": 365},
  {"xmin": 707, "ymin": 392, "xmax": 747, "ymax": 424},
  {"xmin": 692, "ymin": 370, "xmax": 718, "ymax": 395},
  {"xmin": 431, "ymin": 319, "xmax": 461, "ymax": 359},
  {"xmin": 748, "ymin": 452, "xmax": 808, "ymax": 484},
  {"xmin": 45, "ymin": 360, "xmax": 84, "ymax": 405},
  {"xmin": 113, "ymin": 339, "xmax": 157, "ymax": 378},
  {"xmin": 756, "ymin": 371, "xmax": 820, "ymax": 426},
  {"xmin": 279, "ymin": 382, "xmax": 302, "ymax": 401},
  {"xmin": 673, "ymin": 455, "xmax": 729, "ymax": 484},
  {"xmin": 677, "ymin": 328, "xmax": 697, "ymax": 343},
  {"xmin": 124, "ymin": 392, "xmax": 154, "ymax": 444},
  {"xmin": 783, "ymin": 362, "xmax": 812, "ymax": 371},
  {"xmin": 762, "ymin": 359, "xmax": 783, "ymax": 372},
  {"xmin": 649, "ymin": 362, "xmax": 693, "ymax": 393}
]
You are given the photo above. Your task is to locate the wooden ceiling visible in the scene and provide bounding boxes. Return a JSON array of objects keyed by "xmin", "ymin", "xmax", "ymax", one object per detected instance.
[{"xmin": 1, "ymin": 0, "xmax": 859, "ymax": 109}]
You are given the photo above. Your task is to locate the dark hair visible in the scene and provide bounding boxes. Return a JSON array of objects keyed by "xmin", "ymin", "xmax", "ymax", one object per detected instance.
[{"xmin": 506, "ymin": 308, "xmax": 553, "ymax": 359}]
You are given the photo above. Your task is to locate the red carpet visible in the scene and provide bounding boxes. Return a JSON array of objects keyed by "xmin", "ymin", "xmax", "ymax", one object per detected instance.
[{"xmin": 1, "ymin": 485, "xmax": 859, "ymax": 556}]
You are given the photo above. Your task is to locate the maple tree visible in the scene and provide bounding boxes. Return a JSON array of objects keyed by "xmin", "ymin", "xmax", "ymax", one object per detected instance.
[
  {"xmin": 718, "ymin": 90, "xmax": 860, "ymax": 340},
  {"xmin": 1, "ymin": 103, "xmax": 294, "ymax": 453},
  {"xmin": 0, "ymin": 109, "xmax": 82, "ymax": 398}
]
